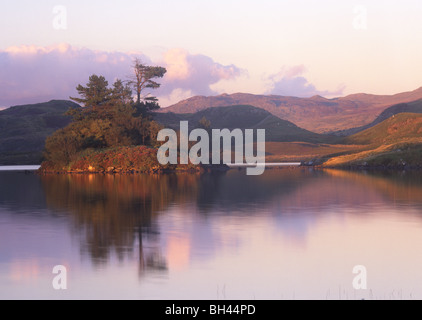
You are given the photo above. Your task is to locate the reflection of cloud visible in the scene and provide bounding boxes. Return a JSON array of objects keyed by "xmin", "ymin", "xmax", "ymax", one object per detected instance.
[
  {"xmin": 9, "ymin": 259, "xmax": 40, "ymax": 282},
  {"xmin": 267, "ymin": 65, "xmax": 345, "ymax": 98},
  {"xmin": 0, "ymin": 44, "xmax": 244, "ymax": 107},
  {"xmin": 166, "ymin": 235, "xmax": 191, "ymax": 271},
  {"xmin": 272, "ymin": 214, "xmax": 316, "ymax": 247}
]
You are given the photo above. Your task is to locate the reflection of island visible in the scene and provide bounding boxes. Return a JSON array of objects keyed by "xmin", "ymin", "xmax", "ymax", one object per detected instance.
[{"xmin": 40, "ymin": 173, "xmax": 202, "ymax": 275}]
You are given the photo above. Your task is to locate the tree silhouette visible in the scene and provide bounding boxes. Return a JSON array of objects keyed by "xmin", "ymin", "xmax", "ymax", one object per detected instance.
[{"xmin": 128, "ymin": 58, "xmax": 167, "ymax": 105}]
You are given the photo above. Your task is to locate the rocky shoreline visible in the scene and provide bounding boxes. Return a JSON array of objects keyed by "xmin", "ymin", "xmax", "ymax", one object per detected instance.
[
  {"xmin": 35, "ymin": 162, "xmax": 422, "ymax": 175},
  {"xmin": 37, "ymin": 163, "xmax": 231, "ymax": 175}
]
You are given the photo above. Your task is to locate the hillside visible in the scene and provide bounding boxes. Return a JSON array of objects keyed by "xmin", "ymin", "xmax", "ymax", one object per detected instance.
[
  {"xmin": 0, "ymin": 100, "xmax": 80, "ymax": 164},
  {"xmin": 153, "ymin": 105, "xmax": 337, "ymax": 144},
  {"xmin": 335, "ymin": 99, "xmax": 422, "ymax": 136},
  {"xmin": 344, "ymin": 113, "xmax": 422, "ymax": 146},
  {"xmin": 158, "ymin": 87, "xmax": 422, "ymax": 133},
  {"xmin": 324, "ymin": 113, "xmax": 422, "ymax": 167}
]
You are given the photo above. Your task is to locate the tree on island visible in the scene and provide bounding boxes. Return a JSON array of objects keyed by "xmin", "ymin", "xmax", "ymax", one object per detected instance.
[
  {"xmin": 69, "ymin": 76, "xmax": 133, "ymax": 108},
  {"xmin": 128, "ymin": 58, "xmax": 167, "ymax": 116},
  {"xmin": 110, "ymin": 79, "xmax": 133, "ymax": 105},
  {"xmin": 44, "ymin": 59, "xmax": 167, "ymax": 168},
  {"xmin": 69, "ymin": 75, "xmax": 112, "ymax": 107}
]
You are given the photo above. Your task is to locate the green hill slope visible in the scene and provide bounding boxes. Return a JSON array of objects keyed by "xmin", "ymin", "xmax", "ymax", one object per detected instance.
[
  {"xmin": 336, "ymin": 99, "xmax": 422, "ymax": 136},
  {"xmin": 345, "ymin": 113, "xmax": 422, "ymax": 146},
  {"xmin": 0, "ymin": 100, "xmax": 80, "ymax": 164},
  {"xmin": 325, "ymin": 113, "xmax": 422, "ymax": 167}
]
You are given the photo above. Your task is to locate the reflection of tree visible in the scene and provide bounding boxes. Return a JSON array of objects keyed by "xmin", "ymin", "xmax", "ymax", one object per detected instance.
[{"xmin": 40, "ymin": 173, "xmax": 200, "ymax": 275}]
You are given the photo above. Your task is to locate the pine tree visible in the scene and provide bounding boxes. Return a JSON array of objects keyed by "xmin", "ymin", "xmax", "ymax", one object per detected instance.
[{"xmin": 70, "ymin": 74, "xmax": 111, "ymax": 107}]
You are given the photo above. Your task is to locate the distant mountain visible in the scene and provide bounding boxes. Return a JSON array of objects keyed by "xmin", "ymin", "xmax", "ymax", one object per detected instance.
[
  {"xmin": 153, "ymin": 105, "xmax": 337, "ymax": 143},
  {"xmin": 0, "ymin": 100, "xmax": 80, "ymax": 165},
  {"xmin": 335, "ymin": 99, "xmax": 422, "ymax": 136},
  {"xmin": 158, "ymin": 88, "xmax": 422, "ymax": 133}
]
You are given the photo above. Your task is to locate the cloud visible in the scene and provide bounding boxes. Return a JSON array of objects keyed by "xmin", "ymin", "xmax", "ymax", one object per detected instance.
[
  {"xmin": 267, "ymin": 65, "xmax": 345, "ymax": 98},
  {"xmin": 156, "ymin": 48, "xmax": 244, "ymax": 102},
  {"xmin": 0, "ymin": 44, "xmax": 145, "ymax": 107},
  {"xmin": 0, "ymin": 44, "xmax": 244, "ymax": 108},
  {"xmin": 157, "ymin": 88, "xmax": 194, "ymax": 110}
]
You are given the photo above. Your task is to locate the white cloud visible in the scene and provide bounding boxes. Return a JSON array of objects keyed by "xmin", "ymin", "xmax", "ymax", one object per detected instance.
[{"xmin": 158, "ymin": 88, "xmax": 194, "ymax": 108}]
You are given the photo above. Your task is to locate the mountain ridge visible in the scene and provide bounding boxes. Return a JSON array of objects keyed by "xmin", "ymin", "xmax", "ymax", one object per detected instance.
[{"xmin": 159, "ymin": 87, "xmax": 422, "ymax": 133}]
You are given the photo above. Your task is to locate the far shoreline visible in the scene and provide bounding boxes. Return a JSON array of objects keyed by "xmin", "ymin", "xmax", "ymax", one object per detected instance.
[
  {"xmin": 1, "ymin": 163, "xmax": 422, "ymax": 174},
  {"xmin": 0, "ymin": 165, "xmax": 41, "ymax": 172}
]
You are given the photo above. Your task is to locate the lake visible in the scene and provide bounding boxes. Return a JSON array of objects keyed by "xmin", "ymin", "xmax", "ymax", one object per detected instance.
[{"xmin": 0, "ymin": 167, "xmax": 422, "ymax": 300}]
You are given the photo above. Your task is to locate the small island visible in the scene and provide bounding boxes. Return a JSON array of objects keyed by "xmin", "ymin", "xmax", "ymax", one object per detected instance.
[{"xmin": 39, "ymin": 59, "xmax": 218, "ymax": 174}]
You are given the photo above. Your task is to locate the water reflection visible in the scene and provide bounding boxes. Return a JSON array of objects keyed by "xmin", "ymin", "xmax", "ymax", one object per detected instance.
[
  {"xmin": 37, "ymin": 169, "xmax": 422, "ymax": 271},
  {"xmin": 1, "ymin": 168, "xmax": 422, "ymax": 299}
]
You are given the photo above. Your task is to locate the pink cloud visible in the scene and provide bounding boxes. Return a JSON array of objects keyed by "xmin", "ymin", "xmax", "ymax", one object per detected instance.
[
  {"xmin": 156, "ymin": 48, "xmax": 244, "ymax": 99},
  {"xmin": 0, "ymin": 44, "xmax": 243, "ymax": 108},
  {"xmin": 267, "ymin": 65, "xmax": 345, "ymax": 98}
]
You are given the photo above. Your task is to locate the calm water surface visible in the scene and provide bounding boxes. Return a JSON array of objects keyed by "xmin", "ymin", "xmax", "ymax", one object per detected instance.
[{"xmin": 1, "ymin": 168, "xmax": 422, "ymax": 300}]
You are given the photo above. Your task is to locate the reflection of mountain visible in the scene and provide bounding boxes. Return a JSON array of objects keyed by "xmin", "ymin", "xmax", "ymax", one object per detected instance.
[
  {"xmin": 195, "ymin": 169, "xmax": 377, "ymax": 212},
  {"xmin": 192, "ymin": 169, "xmax": 422, "ymax": 249},
  {"xmin": 204, "ymin": 169, "xmax": 422, "ymax": 213},
  {"xmin": 324, "ymin": 169, "xmax": 422, "ymax": 205},
  {"xmin": 0, "ymin": 172, "xmax": 46, "ymax": 210}
]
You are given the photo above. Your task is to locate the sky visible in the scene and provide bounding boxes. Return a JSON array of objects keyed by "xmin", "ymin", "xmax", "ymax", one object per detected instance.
[{"xmin": 1, "ymin": 0, "xmax": 422, "ymax": 107}]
